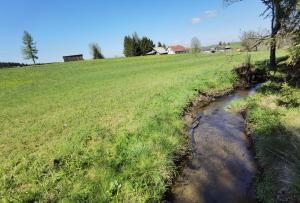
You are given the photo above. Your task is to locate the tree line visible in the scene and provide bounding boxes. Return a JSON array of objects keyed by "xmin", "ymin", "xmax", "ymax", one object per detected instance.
[
  {"xmin": 123, "ymin": 33, "xmax": 154, "ymax": 57},
  {"xmin": 123, "ymin": 32, "xmax": 169, "ymax": 57},
  {"xmin": 0, "ymin": 62, "xmax": 28, "ymax": 69}
]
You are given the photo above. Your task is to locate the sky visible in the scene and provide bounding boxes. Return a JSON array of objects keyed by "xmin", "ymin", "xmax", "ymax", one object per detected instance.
[{"xmin": 0, "ymin": 0, "xmax": 270, "ymax": 63}]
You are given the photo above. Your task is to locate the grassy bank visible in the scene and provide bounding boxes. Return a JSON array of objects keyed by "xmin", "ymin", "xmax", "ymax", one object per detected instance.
[
  {"xmin": 228, "ymin": 81, "xmax": 300, "ymax": 202},
  {"xmin": 0, "ymin": 52, "xmax": 278, "ymax": 202}
]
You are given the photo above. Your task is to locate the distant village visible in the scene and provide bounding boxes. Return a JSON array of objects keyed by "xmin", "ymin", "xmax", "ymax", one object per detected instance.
[{"xmin": 62, "ymin": 43, "xmax": 234, "ymax": 62}]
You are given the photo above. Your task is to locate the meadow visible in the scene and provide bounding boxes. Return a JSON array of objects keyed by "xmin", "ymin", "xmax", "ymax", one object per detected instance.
[{"xmin": 0, "ymin": 51, "xmax": 278, "ymax": 202}]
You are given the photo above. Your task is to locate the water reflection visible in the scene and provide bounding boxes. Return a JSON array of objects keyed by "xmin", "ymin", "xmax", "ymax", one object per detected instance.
[{"xmin": 169, "ymin": 87, "xmax": 259, "ymax": 203}]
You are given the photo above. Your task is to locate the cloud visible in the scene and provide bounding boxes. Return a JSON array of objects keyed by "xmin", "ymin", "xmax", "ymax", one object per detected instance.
[
  {"xmin": 191, "ymin": 17, "xmax": 201, "ymax": 25},
  {"xmin": 205, "ymin": 10, "xmax": 218, "ymax": 18}
]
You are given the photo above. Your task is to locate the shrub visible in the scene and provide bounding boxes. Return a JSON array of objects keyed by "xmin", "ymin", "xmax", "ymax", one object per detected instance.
[
  {"xmin": 277, "ymin": 82, "xmax": 300, "ymax": 107},
  {"xmin": 258, "ymin": 81, "xmax": 281, "ymax": 94}
]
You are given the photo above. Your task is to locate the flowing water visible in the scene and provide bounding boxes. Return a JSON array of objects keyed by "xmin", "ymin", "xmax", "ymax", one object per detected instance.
[{"xmin": 169, "ymin": 86, "xmax": 261, "ymax": 203}]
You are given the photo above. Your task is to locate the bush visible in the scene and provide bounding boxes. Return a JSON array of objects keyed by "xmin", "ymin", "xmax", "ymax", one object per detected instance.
[
  {"xmin": 277, "ymin": 82, "xmax": 300, "ymax": 107},
  {"xmin": 258, "ymin": 81, "xmax": 281, "ymax": 94}
]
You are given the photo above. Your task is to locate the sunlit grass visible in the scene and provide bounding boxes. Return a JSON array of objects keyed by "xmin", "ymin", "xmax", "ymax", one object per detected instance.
[
  {"xmin": 236, "ymin": 82, "xmax": 300, "ymax": 202},
  {"xmin": 0, "ymin": 51, "xmax": 278, "ymax": 202}
]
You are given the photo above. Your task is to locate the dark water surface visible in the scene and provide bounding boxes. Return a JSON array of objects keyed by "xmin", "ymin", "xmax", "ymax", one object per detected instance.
[{"xmin": 169, "ymin": 87, "xmax": 260, "ymax": 203}]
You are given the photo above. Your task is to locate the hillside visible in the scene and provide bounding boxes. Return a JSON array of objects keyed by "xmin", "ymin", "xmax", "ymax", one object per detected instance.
[{"xmin": 0, "ymin": 51, "xmax": 280, "ymax": 202}]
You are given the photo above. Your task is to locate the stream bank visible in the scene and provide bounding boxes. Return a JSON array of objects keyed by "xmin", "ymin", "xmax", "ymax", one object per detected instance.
[{"xmin": 167, "ymin": 86, "xmax": 260, "ymax": 203}]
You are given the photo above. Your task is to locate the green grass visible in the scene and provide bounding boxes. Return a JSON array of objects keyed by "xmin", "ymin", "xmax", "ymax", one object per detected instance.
[
  {"xmin": 229, "ymin": 42, "xmax": 242, "ymax": 49},
  {"xmin": 0, "ymin": 52, "xmax": 277, "ymax": 202},
  {"xmin": 228, "ymin": 81, "xmax": 300, "ymax": 202}
]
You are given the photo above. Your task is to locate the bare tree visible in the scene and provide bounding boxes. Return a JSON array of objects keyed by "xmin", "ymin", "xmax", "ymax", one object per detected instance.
[
  {"xmin": 224, "ymin": 0, "xmax": 299, "ymax": 70},
  {"xmin": 240, "ymin": 29, "xmax": 270, "ymax": 51},
  {"xmin": 240, "ymin": 31, "xmax": 258, "ymax": 51},
  {"xmin": 191, "ymin": 37, "xmax": 201, "ymax": 53}
]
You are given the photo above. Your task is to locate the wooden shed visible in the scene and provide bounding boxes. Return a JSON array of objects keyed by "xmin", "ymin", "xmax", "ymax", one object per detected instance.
[{"xmin": 63, "ymin": 54, "xmax": 83, "ymax": 62}]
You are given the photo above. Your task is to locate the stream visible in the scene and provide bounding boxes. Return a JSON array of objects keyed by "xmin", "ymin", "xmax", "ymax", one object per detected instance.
[{"xmin": 169, "ymin": 85, "xmax": 261, "ymax": 203}]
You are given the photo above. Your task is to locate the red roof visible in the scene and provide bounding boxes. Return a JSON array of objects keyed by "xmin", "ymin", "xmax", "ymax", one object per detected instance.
[{"xmin": 170, "ymin": 45, "xmax": 187, "ymax": 52}]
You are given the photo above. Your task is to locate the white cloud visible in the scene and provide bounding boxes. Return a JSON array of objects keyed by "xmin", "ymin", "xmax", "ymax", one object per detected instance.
[
  {"xmin": 205, "ymin": 10, "xmax": 218, "ymax": 18},
  {"xmin": 191, "ymin": 17, "xmax": 201, "ymax": 24}
]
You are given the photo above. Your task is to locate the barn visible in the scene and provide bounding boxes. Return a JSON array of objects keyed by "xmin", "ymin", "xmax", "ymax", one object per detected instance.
[{"xmin": 63, "ymin": 54, "xmax": 84, "ymax": 62}]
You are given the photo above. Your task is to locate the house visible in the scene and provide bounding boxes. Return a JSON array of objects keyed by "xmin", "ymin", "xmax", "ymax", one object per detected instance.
[
  {"xmin": 167, "ymin": 45, "xmax": 187, "ymax": 54},
  {"xmin": 63, "ymin": 54, "xmax": 83, "ymax": 62},
  {"xmin": 225, "ymin": 46, "xmax": 231, "ymax": 50},
  {"xmin": 146, "ymin": 47, "xmax": 168, "ymax": 55},
  {"xmin": 202, "ymin": 47, "xmax": 217, "ymax": 53}
]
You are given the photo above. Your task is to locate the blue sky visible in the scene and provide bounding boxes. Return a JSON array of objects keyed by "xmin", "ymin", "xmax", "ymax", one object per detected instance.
[{"xmin": 0, "ymin": 0, "xmax": 270, "ymax": 63}]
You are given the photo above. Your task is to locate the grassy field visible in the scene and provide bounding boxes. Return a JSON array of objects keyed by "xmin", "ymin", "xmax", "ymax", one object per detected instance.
[{"xmin": 0, "ymin": 51, "xmax": 280, "ymax": 202}]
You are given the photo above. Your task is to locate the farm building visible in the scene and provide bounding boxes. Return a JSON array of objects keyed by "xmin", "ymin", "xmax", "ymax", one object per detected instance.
[
  {"xmin": 63, "ymin": 54, "xmax": 83, "ymax": 62},
  {"xmin": 225, "ymin": 46, "xmax": 232, "ymax": 50},
  {"xmin": 202, "ymin": 47, "xmax": 217, "ymax": 53},
  {"xmin": 146, "ymin": 47, "xmax": 168, "ymax": 55},
  {"xmin": 167, "ymin": 45, "xmax": 187, "ymax": 54}
]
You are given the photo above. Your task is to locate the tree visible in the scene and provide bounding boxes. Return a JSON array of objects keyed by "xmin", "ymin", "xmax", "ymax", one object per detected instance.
[
  {"xmin": 218, "ymin": 41, "xmax": 223, "ymax": 46},
  {"xmin": 132, "ymin": 32, "xmax": 142, "ymax": 56},
  {"xmin": 191, "ymin": 37, "xmax": 201, "ymax": 53},
  {"xmin": 123, "ymin": 33, "xmax": 156, "ymax": 57},
  {"xmin": 140, "ymin": 37, "xmax": 155, "ymax": 55},
  {"xmin": 240, "ymin": 30, "xmax": 260, "ymax": 51},
  {"xmin": 158, "ymin": 42, "xmax": 162, "ymax": 47},
  {"xmin": 89, "ymin": 43, "xmax": 104, "ymax": 59},
  {"xmin": 224, "ymin": 0, "xmax": 299, "ymax": 70},
  {"xmin": 22, "ymin": 31, "xmax": 38, "ymax": 64},
  {"xmin": 162, "ymin": 44, "xmax": 167, "ymax": 49},
  {"xmin": 123, "ymin": 36, "xmax": 134, "ymax": 57}
]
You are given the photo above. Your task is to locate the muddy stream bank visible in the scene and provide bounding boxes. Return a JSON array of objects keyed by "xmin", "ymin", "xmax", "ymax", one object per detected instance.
[{"xmin": 168, "ymin": 85, "xmax": 261, "ymax": 203}]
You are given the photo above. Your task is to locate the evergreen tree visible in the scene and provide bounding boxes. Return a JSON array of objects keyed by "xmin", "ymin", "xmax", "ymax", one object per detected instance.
[
  {"xmin": 90, "ymin": 43, "xmax": 104, "ymax": 59},
  {"xmin": 123, "ymin": 33, "xmax": 155, "ymax": 57},
  {"xmin": 132, "ymin": 32, "xmax": 142, "ymax": 56},
  {"xmin": 123, "ymin": 36, "xmax": 134, "ymax": 57},
  {"xmin": 140, "ymin": 37, "xmax": 155, "ymax": 55},
  {"xmin": 22, "ymin": 31, "xmax": 38, "ymax": 64},
  {"xmin": 158, "ymin": 42, "xmax": 162, "ymax": 47}
]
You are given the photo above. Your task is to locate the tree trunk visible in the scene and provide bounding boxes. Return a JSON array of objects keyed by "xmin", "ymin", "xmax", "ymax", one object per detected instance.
[
  {"xmin": 270, "ymin": 35, "xmax": 277, "ymax": 70},
  {"xmin": 269, "ymin": 1, "xmax": 281, "ymax": 72},
  {"xmin": 270, "ymin": 1, "xmax": 277, "ymax": 71},
  {"xmin": 32, "ymin": 57, "xmax": 36, "ymax": 65}
]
